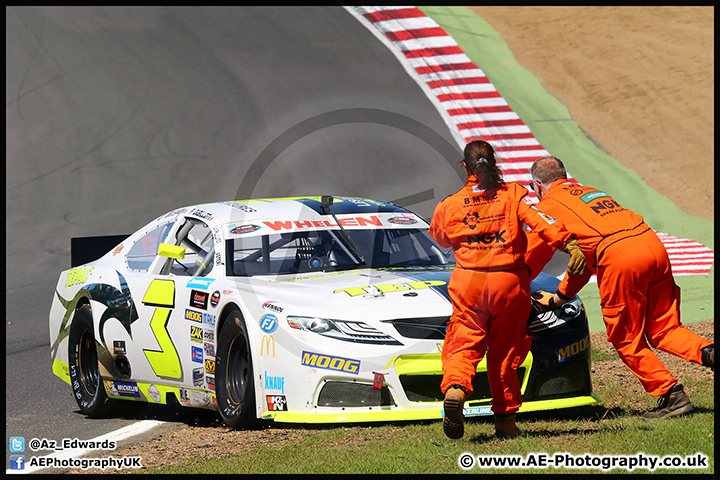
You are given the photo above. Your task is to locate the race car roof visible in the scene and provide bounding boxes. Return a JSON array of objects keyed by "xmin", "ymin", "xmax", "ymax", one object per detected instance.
[{"xmin": 158, "ymin": 196, "xmax": 428, "ymax": 231}]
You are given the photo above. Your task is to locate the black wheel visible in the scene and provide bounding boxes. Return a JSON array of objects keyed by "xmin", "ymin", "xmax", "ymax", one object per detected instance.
[
  {"xmin": 215, "ymin": 310, "xmax": 256, "ymax": 428},
  {"xmin": 68, "ymin": 305, "xmax": 116, "ymax": 418}
]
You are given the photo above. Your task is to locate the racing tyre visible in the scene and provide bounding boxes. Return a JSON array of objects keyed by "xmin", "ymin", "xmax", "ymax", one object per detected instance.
[
  {"xmin": 68, "ymin": 305, "xmax": 116, "ymax": 418},
  {"xmin": 215, "ymin": 310, "xmax": 257, "ymax": 429}
]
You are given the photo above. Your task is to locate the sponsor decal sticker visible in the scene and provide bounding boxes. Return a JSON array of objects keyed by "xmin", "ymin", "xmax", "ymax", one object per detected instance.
[
  {"xmin": 190, "ymin": 290, "xmax": 209, "ymax": 310},
  {"xmin": 206, "ymin": 375, "xmax": 215, "ymax": 392},
  {"xmin": 260, "ymin": 335, "xmax": 275, "ymax": 357},
  {"xmin": 158, "ymin": 207, "xmax": 188, "ymax": 221},
  {"xmin": 221, "ymin": 202, "xmax": 257, "ymax": 213},
  {"xmin": 557, "ymin": 335, "xmax": 590, "ymax": 363},
  {"xmin": 203, "ymin": 329, "xmax": 215, "ymax": 343},
  {"xmin": 264, "ymin": 371, "xmax": 285, "ymax": 394},
  {"xmin": 266, "ymin": 395, "xmax": 288, "ymax": 411},
  {"xmin": 229, "ymin": 224, "xmax": 261, "ymax": 234},
  {"xmin": 187, "ymin": 278, "xmax": 215, "ymax": 290},
  {"xmin": 202, "ymin": 312, "xmax": 217, "ymax": 327},
  {"xmin": 590, "ymin": 198, "xmax": 622, "ymax": 215},
  {"xmin": 147, "ymin": 384, "xmax": 162, "ymax": 403},
  {"xmin": 301, "ymin": 351, "xmax": 360, "ymax": 374},
  {"xmin": 189, "ymin": 389, "xmax": 212, "ymax": 408},
  {"xmin": 537, "ymin": 212, "xmax": 557, "ymax": 225},
  {"xmin": 464, "ymin": 406, "xmax": 493, "ymax": 417},
  {"xmin": 190, "ymin": 325, "xmax": 203, "ymax": 343},
  {"xmin": 193, "ymin": 367, "xmax": 204, "ymax": 386},
  {"xmin": 189, "ymin": 208, "xmax": 214, "ymax": 221},
  {"xmin": 580, "ymin": 191, "xmax": 609, "ymax": 203},
  {"xmin": 104, "ymin": 380, "xmax": 115, "ymax": 395},
  {"xmin": 192, "ymin": 346, "xmax": 203, "ymax": 363},
  {"xmin": 466, "ymin": 191, "xmax": 498, "ymax": 202},
  {"xmin": 334, "ymin": 280, "xmax": 446, "ymax": 297},
  {"xmin": 178, "ymin": 388, "xmax": 192, "ymax": 406},
  {"xmin": 185, "ymin": 309, "xmax": 216, "ymax": 326},
  {"xmin": 204, "ymin": 342, "xmax": 215, "ymax": 357},
  {"xmin": 262, "ymin": 215, "xmax": 382, "ymax": 231},
  {"xmin": 462, "ymin": 212, "xmax": 479, "ymax": 230},
  {"xmin": 205, "ymin": 359, "xmax": 215, "ymax": 375},
  {"xmin": 65, "ymin": 267, "xmax": 94, "ymax": 287},
  {"xmin": 109, "ymin": 380, "xmax": 141, "ymax": 398},
  {"xmin": 466, "ymin": 230, "xmax": 507, "ymax": 245},
  {"xmin": 212, "ymin": 226, "xmax": 222, "ymax": 244},
  {"xmin": 388, "ymin": 213, "xmax": 417, "ymax": 225},
  {"xmin": 262, "ymin": 301, "xmax": 284, "ymax": 313},
  {"xmin": 113, "ymin": 244, "xmax": 124, "ymax": 256},
  {"xmin": 113, "ymin": 340, "xmax": 126, "ymax": 355},
  {"xmin": 210, "ymin": 291, "xmax": 220, "ymax": 307},
  {"xmin": 260, "ymin": 314, "xmax": 278, "ymax": 333}
]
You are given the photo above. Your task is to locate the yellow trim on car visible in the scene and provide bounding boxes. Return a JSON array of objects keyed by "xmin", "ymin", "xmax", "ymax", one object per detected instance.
[
  {"xmin": 393, "ymin": 352, "xmax": 534, "ymax": 391},
  {"xmin": 261, "ymin": 394, "xmax": 600, "ymax": 424},
  {"xmin": 52, "ymin": 358, "xmax": 71, "ymax": 385},
  {"xmin": 104, "ymin": 380, "xmax": 218, "ymax": 410}
]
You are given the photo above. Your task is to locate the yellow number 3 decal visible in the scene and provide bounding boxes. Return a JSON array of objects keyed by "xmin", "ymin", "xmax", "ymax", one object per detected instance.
[{"xmin": 142, "ymin": 279, "xmax": 182, "ymax": 379}]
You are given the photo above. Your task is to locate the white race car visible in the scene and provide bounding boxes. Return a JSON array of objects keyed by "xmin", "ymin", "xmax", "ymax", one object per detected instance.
[{"xmin": 49, "ymin": 196, "xmax": 599, "ymax": 427}]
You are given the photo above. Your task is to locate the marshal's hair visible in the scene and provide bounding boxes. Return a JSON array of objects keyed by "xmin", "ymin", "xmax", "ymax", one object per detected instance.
[
  {"xmin": 531, "ymin": 156, "xmax": 568, "ymax": 184},
  {"xmin": 461, "ymin": 139, "xmax": 504, "ymax": 190}
]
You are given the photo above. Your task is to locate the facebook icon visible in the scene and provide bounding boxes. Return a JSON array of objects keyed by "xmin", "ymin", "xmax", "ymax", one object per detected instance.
[{"xmin": 9, "ymin": 455, "xmax": 25, "ymax": 470}]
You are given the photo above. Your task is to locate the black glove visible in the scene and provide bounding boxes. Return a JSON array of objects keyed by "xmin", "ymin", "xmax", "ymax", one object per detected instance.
[
  {"xmin": 531, "ymin": 291, "xmax": 556, "ymax": 309},
  {"xmin": 531, "ymin": 290, "xmax": 573, "ymax": 310}
]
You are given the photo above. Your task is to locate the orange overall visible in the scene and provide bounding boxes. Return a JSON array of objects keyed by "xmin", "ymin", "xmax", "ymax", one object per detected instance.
[
  {"xmin": 525, "ymin": 180, "xmax": 712, "ymax": 396},
  {"xmin": 430, "ymin": 177, "xmax": 574, "ymax": 415}
]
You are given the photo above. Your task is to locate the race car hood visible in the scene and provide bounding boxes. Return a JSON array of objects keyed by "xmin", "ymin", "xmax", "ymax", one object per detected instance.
[{"xmin": 237, "ymin": 266, "xmax": 453, "ymax": 320}]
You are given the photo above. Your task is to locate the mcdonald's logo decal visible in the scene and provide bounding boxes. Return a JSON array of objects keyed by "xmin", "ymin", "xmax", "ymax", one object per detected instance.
[{"xmin": 260, "ymin": 335, "xmax": 275, "ymax": 357}]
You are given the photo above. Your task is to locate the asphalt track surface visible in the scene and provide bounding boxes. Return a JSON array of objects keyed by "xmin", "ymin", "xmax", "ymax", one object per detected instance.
[{"xmin": 6, "ymin": 6, "xmax": 470, "ymax": 467}]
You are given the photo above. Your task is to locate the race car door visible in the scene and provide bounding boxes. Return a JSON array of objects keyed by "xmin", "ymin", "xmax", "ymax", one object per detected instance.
[{"xmin": 116, "ymin": 216, "xmax": 216, "ymax": 393}]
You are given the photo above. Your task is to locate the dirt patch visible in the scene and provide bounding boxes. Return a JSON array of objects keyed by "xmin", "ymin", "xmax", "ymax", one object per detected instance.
[
  {"xmin": 590, "ymin": 320, "xmax": 714, "ymax": 412},
  {"xmin": 468, "ymin": 6, "xmax": 714, "ymax": 221}
]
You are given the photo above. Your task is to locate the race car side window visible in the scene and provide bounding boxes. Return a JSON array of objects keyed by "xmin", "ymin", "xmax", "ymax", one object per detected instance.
[
  {"xmin": 126, "ymin": 223, "xmax": 173, "ymax": 271},
  {"xmin": 166, "ymin": 219, "xmax": 215, "ymax": 277}
]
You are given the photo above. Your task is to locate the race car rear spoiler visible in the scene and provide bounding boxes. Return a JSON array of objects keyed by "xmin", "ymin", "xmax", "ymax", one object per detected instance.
[{"xmin": 71, "ymin": 234, "xmax": 130, "ymax": 267}]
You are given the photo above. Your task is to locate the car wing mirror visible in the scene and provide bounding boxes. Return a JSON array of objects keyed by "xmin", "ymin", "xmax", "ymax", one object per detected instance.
[{"xmin": 158, "ymin": 243, "xmax": 186, "ymax": 260}]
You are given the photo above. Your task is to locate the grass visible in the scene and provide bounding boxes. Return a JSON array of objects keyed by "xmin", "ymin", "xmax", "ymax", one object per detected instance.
[
  {"xmin": 590, "ymin": 346, "xmax": 616, "ymax": 362},
  {"xmin": 142, "ymin": 373, "xmax": 714, "ymax": 475}
]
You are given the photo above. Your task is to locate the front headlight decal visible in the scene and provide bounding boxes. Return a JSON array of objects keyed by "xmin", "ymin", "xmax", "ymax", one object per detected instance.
[{"xmin": 287, "ymin": 316, "xmax": 402, "ymax": 345}]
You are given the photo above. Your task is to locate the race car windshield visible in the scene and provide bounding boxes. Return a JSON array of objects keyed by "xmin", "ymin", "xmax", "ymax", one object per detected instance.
[{"xmin": 228, "ymin": 228, "xmax": 454, "ymax": 276}]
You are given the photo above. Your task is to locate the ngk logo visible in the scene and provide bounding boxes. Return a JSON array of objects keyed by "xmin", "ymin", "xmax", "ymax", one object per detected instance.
[{"xmin": 466, "ymin": 230, "xmax": 506, "ymax": 245}]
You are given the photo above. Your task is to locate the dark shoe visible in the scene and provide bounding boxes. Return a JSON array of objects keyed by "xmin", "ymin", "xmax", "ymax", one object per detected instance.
[
  {"xmin": 701, "ymin": 345, "xmax": 714, "ymax": 370},
  {"xmin": 642, "ymin": 384, "xmax": 694, "ymax": 419},
  {"xmin": 443, "ymin": 386, "xmax": 466, "ymax": 439},
  {"xmin": 494, "ymin": 413, "xmax": 521, "ymax": 438}
]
